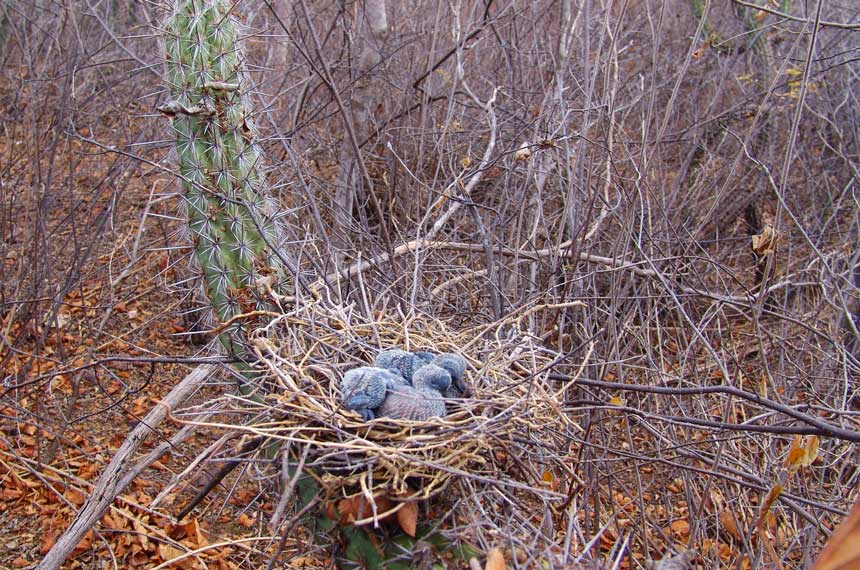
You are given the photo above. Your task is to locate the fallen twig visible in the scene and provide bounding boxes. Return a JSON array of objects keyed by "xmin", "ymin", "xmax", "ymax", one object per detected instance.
[{"xmin": 38, "ymin": 365, "xmax": 214, "ymax": 570}]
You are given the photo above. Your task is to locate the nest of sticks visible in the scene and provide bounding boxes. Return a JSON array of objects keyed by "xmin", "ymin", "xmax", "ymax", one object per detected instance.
[{"xmin": 242, "ymin": 298, "xmax": 584, "ymax": 512}]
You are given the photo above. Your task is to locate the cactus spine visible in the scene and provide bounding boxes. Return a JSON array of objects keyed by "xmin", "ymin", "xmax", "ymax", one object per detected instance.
[{"xmin": 164, "ymin": 0, "xmax": 286, "ymax": 393}]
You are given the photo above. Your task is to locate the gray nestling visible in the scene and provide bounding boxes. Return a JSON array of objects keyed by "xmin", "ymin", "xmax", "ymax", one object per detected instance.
[
  {"xmin": 375, "ymin": 364, "xmax": 451, "ymax": 420},
  {"xmin": 428, "ymin": 353, "xmax": 471, "ymax": 398},
  {"xmin": 340, "ymin": 366, "xmax": 404, "ymax": 421},
  {"xmin": 374, "ymin": 348, "xmax": 433, "ymax": 382}
]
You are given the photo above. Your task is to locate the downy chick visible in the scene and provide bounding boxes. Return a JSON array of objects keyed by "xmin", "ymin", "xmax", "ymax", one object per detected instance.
[
  {"xmin": 374, "ymin": 349, "xmax": 434, "ymax": 382},
  {"xmin": 375, "ymin": 364, "xmax": 451, "ymax": 420},
  {"xmin": 340, "ymin": 366, "xmax": 404, "ymax": 421},
  {"xmin": 428, "ymin": 353, "xmax": 471, "ymax": 398}
]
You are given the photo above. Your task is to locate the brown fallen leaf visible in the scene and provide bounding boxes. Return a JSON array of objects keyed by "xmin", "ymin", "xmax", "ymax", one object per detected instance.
[
  {"xmin": 719, "ymin": 509, "xmax": 743, "ymax": 542},
  {"xmin": 129, "ymin": 550, "xmax": 150, "ymax": 567},
  {"xmin": 170, "ymin": 517, "xmax": 208, "ymax": 548},
  {"xmin": 752, "ymin": 223, "xmax": 777, "ymax": 255},
  {"xmin": 157, "ymin": 543, "xmax": 185, "ymax": 565},
  {"xmin": 235, "ymin": 513, "xmax": 255, "ymax": 528},
  {"xmin": 670, "ymin": 519, "xmax": 691, "ymax": 539},
  {"xmin": 327, "ymin": 494, "xmax": 397, "ymax": 525},
  {"xmin": 485, "ymin": 547, "xmax": 505, "ymax": 570},
  {"xmin": 40, "ymin": 531, "xmax": 57, "ymax": 556},
  {"xmin": 134, "ymin": 519, "xmax": 150, "ymax": 551},
  {"xmin": 396, "ymin": 501, "xmax": 418, "ymax": 537},
  {"xmin": 289, "ymin": 556, "xmax": 328, "ymax": 568},
  {"xmin": 71, "ymin": 529, "xmax": 94, "ymax": 556},
  {"xmin": 814, "ymin": 497, "xmax": 860, "ymax": 570}
]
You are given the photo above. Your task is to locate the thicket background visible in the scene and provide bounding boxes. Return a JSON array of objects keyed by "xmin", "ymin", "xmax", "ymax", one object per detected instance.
[{"xmin": 1, "ymin": 0, "xmax": 859, "ymax": 567}]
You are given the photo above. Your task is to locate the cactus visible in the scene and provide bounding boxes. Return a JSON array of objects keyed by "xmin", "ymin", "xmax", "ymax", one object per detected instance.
[{"xmin": 163, "ymin": 0, "xmax": 287, "ymax": 394}]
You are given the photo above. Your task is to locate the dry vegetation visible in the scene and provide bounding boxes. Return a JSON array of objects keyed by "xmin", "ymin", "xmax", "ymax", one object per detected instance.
[{"xmin": 1, "ymin": 0, "xmax": 859, "ymax": 568}]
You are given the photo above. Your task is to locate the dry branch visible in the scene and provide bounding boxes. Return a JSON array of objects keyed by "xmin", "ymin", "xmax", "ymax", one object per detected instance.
[{"xmin": 38, "ymin": 365, "xmax": 214, "ymax": 570}]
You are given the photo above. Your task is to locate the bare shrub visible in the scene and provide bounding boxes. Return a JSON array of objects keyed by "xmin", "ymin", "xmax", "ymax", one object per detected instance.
[{"xmin": 2, "ymin": 0, "xmax": 858, "ymax": 568}]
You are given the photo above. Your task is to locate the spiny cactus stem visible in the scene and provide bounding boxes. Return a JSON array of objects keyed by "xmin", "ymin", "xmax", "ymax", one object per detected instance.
[{"xmin": 165, "ymin": 0, "xmax": 289, "ymax": 395}]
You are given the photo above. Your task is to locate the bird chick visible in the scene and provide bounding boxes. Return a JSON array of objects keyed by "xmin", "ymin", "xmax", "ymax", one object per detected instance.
[
  {"xmin": 413, "ymin": 351, "xmax": 436, "ymax": 366},
  {"xmin": 374, "ymin": 349, "xmax": 434, "ymax": 383},
  {"xmin": 340, "ymin": 366, "xmax": 403, "ymax": 421},
  {"xmin": 375, "ymin": 364, "xmax": 451, "ymax": 420},
  {"xmin": 429, "ymin": 353, "xmax": 471, "ymax": 398}
]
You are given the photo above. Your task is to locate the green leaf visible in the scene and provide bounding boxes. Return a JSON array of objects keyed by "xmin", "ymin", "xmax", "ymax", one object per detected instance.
[{"xmin": 343, "ymin": 525, "xmax": 385, "ymax": 569}]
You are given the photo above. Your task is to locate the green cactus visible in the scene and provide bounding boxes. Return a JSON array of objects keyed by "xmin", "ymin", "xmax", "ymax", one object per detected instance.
[{"xmin": 163, "ymin": 0, "xmax": 286, "ymax": 394}]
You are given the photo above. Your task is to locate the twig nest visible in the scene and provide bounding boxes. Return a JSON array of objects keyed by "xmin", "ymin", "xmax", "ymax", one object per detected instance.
[{"xmin": 246, "ymin": 299, "xmax": 580, "ymax": 504}]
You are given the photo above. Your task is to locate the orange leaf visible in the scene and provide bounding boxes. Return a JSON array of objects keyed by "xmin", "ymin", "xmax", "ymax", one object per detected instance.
[
  {"xmin": 170, "ymin": 517, "xmax": 207, "ymax": 548},
  {"xmin": 785, "ymin": 435, "xmax": 804, "ymax": 467},
  {"xmin": 670, "ymin": 519, "xmax": 691, "ymax": 539},
  {"xmin": 40, "ymin": 532, "xmax": 57, "ymax": 555},
  {"xmin": 228, "ymin": 489, "xmax": 255, "ymax": 506},
  {"xmin": 101, "ymin": 512, "xmax": 124, "ymax": 531},
  {"xmin": 236, "ymin": 513, "xmax": 254, "ymax": 528},
  {"xmin": 64, "ymin": 488, "xmax": 86, "ymax": 507},
  {"xmin": 289, "ymin": 557, "xmax": 327, "ymax": 568},
  {"xmin": 814, "ymin": 497, "xmax": 860, "ymax": 570},
  {"xmin": 720, "ymin": 510, "xmax": 743, "ymax": 541},
  {"xmin": 396, "ymin": 501, "xmax": 418, "ymax": 537},
  {"xmin": 336, "ymin": 496, "xmax": 364, "ymax": 524},
  {"xmin": 78, "ymin": 462, "xmax": 99, "ymax": 481},
  {"xmin": 757, "ymin": 486, "xmax": 783, "ymax": 568},
  {"xmin": 71, "ymin": 530, "xmax": 94, "ymax": 556},
  {"xmin": 134, "ymin": 519, "xmax": 151, "ymax": 552},
  {"xmin": 0, "ymin": 488, "xmax": 24, "ymax": 501},
  {"xmin": 692, "ymin": 41, "xmax": 709, "ymax": 59},
  {"xmin": 485, "ymin": 547, "xmax": 506, "ymax": 570},
  {"xmin": 760, "ymin": 483, "xmax": 783, "ymax": 516},
  {"xmin": 803, "ymin": 435, "xmax": 819, "ymax": 466},
  {"xmin": 157, "ymin": 543, "xmax": 185, "ymax": 565},
  {"xmin": 786, "ymin": 447, "xmax": 806, "ymax": 469},
  {"xmin": 330, "ymin": 495, "xmax": 396, "ymax": 525},
  {"xmin": 129, "ymin": 551, "xmax": 150, "ymax": 567}
]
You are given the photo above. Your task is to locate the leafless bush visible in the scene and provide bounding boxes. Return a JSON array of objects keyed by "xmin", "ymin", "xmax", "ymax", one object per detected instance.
[{"xmin": 2, "ymin": 0, "xmax": 859, "ymax": 568}]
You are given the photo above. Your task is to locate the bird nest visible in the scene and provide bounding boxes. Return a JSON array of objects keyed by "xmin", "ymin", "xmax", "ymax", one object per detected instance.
[{"xmin": 242, "ymin": 298, "xmax": 584, "ymax": 510}]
